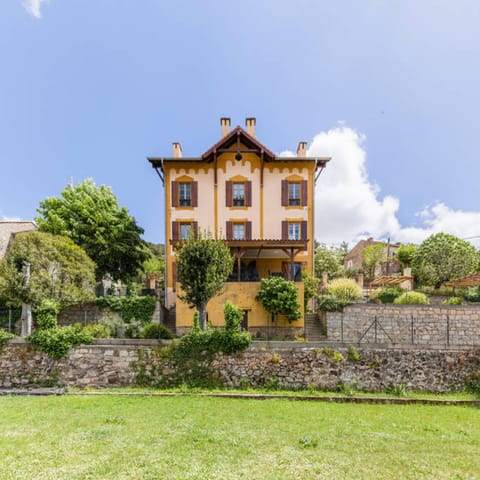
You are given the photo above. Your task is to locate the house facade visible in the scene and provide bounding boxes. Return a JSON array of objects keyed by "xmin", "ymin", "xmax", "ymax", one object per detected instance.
[
  {"xmin": 0, "ymin": 221, "xmax": 37, "ymax": 259},
  {"xmin": 148, "ymin": 118, "xmax": 329, "ymax": 336},
  {"xmin": 344, "ymin": 237, "xmax": 401, "ymax": 277}
]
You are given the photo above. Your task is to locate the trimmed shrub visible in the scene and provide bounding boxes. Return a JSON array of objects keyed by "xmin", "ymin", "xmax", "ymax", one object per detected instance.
[
  {"xmin": 35, "ymin": 299, "xmax": 60, "ymax": 329},
  {"xmin": 0, "ymin": 328, "xmax": 14, "ymax": 349},
  {"xmin": 141, "ymin": 323, "xmax": 173, "ymax": 340},
  {"xmin": 374, "ymin": 287, "xmax": 404, "ymax": 304},
  {"xmin": 393, "ymin": 292, "xmax": 429, "ymax": 305},
  {"xmin": 316, "ymin": 295, "xmax": 351, "ymax": 312},
  {"xmin": 326, "ymin": 278, "xmax": 362, "ymax": 302},
  {"xmin": 442, "ymin": 297, "xmax": 463, "ymax": 305}
]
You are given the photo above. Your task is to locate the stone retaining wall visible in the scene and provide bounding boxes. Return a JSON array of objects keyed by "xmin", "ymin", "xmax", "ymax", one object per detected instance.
[
  {"xmin": 327, "ymin": 304, "xmax": 480, "ymax": 346},
  {"xmin": 0, "ymin": 340, "xmax": 479, "ymax": 393}
]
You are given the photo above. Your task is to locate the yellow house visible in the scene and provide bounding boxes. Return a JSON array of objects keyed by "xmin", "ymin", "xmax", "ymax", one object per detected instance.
[{"xmin": 148, "ymin": 117, "xmax": 330, "ymax": 337}]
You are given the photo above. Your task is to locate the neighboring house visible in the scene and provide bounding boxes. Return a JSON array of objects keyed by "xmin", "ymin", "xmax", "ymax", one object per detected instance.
[
  {"xmin": 0, "ymin": 221, "xmax": 37, "ymax": 259},
  {"xmin": 148, "ymin": 117, "xmax": 330, "ymax": 335},
  {"xmin": 344, "ymin": 237, "xmax": 401, "ymax": 277}
]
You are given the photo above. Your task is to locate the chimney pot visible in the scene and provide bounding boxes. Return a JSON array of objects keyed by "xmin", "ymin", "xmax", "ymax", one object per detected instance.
[
  {"xmin": 220, "ymin": 117, "xmax": 231, "ymax": 138},
  {"xmin": 245, "ymin": 117, "xmax": 256, "ymax": 137},
  {"xmin": 172, "ymin": 142, "xmax": 182, "ymax": 158},
  {"xmin": 296, "ymin": 141, "xmax": 307, "ymax": 157}
]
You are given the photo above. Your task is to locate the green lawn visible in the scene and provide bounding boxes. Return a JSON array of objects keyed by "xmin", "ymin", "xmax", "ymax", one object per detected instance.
[{"xmin": 0, "ymin": 395, "xmax": 479, "ymax": 479}]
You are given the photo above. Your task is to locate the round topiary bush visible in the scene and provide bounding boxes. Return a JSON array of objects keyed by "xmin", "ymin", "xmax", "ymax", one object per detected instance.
[
  {"xmin": 326, "ymin": 278, "xmax": 363, "ymax": 302},
  {"xmin": 393, "ymin": 291, "xmax": 429, "ymax": 305}
]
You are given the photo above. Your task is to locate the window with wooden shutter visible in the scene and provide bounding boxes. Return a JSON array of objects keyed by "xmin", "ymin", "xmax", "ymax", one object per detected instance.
[
  {"xmin": 172, "ymin": 221, "xmax": 179, "ymax": 241},
  {"xmin": 301, "ymin": 220, "xmax": 307, "ymax": 240},
  {"xmin": 225, "ymin": 181, "xmax": 233, "ymax": 207},
  {"xmin": 281, "ymin": 180, "xmax": 288, "ymax": 206},
  {"xmin": 245, "ymin": 181, "xmax": 252, "ymax": 207},
  {"xmin": 226, "ymin": 221, "xmax": 233, "ymax": 240},
  {"xmin": 246, "ymin": 221, "xmax": 252, "ymax": 240},
  {"xmin": 281, "ymin": 221, "xmax": 288, "ymax": 240},
  {"xmin": 172, "ymin": 262, "xmax": 177, "ymax": 291},
  {"xmin": 301, "ymin": 180, "xmax": 308, "ymax": 206},
  {"xmin": 191, "ymin": 182, "xmax": 198, "ymax": 207},
  {"xmin": 171, "ymin": 181, "xmax": 179, "ymax": 207},
  {"xmin": 193, "ymin": 221, "xmax": 198, "ymax": 239}
]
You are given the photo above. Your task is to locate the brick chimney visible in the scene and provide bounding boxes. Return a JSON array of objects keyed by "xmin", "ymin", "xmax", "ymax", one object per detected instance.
[
  {"xmin": 172, "ymin": 142, "xmax": 182, "ymax": 158},
  {"xmin": 296, "ymin": 141, "xmax": 307, "ymax": 157},
  {"xmin": 245, "ymin": 117, "xmax": 256, "ymax": 137},
  {"xmin": 220, "ymin": 117, "xmax": 231, "ymax": 138}
]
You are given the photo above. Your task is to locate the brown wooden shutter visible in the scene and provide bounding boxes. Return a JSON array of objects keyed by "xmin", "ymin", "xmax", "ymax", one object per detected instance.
[
  {"xmin": 193, "ymin": 221, "xmax": 198, "ymax": 239},
  {"xmin": 172, "ymin": 221, "xmax": 179, "ymax": 241},
  {"xmin": 172, "ymin": 181, "xmax": 179, "ymax": 207},
  {"xmin": 226, "ymin": 221, "xmax": 233, "ymax": 240},
  {"xmin": 191, "ymin": 181, "xmax": 198, "ymax": 207},
  {"xmin": 301, "ymin": 180, "xmax": 308, "ymax": 206},
  {"xmin": 281, "ymin": 180, "xmax": 288, "ymax": 206},
  {"xmin": 172, "ymin": 262, "xmax": 177, "ymax": 291},
  {"xmin": 301, "ymin": 220, "xmax": 307, "ymax": 240},
  {"xmin": 246, "ymin": 221, "xmax": 252, "ymax": 240},
  {"xmin": 282, "ymin": 221, "xmax": 288, "ymax": 240},
  {"xmin": 246, "ymin": 181, "xmax": 252, "ymax": 207},
  {"xmin": 226, "ymin": 181, "xmax": 232, "ymax": 207}
]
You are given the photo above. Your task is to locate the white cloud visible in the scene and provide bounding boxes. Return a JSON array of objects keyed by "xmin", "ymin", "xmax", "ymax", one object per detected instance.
[
  {"xmin": 306, "ymin": 125, "xmax": 480, "ymax": 248},
  {"xmin": 23, "ymin": 0, "xmax": 48, "ymax": 19}
]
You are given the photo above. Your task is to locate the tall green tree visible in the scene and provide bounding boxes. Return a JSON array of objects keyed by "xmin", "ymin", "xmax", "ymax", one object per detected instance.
[
  {"xmin": 412, "ymin": 233, "xmax": 479, "ymax": 288},
  {"xmin": 314, "ymin": 244, "xmax": 343, "ymax": 279},
  {"xmin": 255, "ymin": 276, "xmax": 302, "ymax": 323},
  {"xmin": 176, "ymin": 233, "xmax": 233, "ymax": 330},
  {"xmin": 35, "ymin": 179, "xmax": 149, "ymax": 282},
  {"xmin": 397, "ymin": 243, "xmax": 418, "ymax": 268},
  {"xmin": 362, "ymin": 243, "xmax": 386, "ymax": 280},
  {"xmin": 0, "ymin": 231, "xmax": 96, "ymax": 334}
]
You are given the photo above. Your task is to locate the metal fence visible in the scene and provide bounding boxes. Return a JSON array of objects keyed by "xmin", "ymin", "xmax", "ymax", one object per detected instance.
[{"xmin": 0, "ymin": 308, "xmax": 21, "ymax": 334}]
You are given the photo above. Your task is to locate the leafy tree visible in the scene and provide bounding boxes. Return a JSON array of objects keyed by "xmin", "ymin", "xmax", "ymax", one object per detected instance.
[
  {"xmin": 362, "ymin": 243, "xmax": 386, "ymax": 280},
  {"xmin": 397, "ymin": 244, "xmax": 418, "ymax": 268},
  {"xmin": 0, "ymin": 231, "xmax": 96, "ymax": 308},
  {"xmin": 314, "ymin": 244, "xmax": 343, "ymax": 279},
  {"xmin": 35, "ymin": 178, "xmax": 149, "ymax": 282},
  {"xmin": 176, "ymin": 233, "xmax": 233, "ymax": 330},
  {"xmin": 255, "ymin": 276, "xmax": 302, "ymax": 323},
  {"xmin": 302, "ymin": 271, "xmax": 319, "ymax": 313},
  {"xmin": 411, "ymin": 233, "xmax": 479, "ymax": 289}
]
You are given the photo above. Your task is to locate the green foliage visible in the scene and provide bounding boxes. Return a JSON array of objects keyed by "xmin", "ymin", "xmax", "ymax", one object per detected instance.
[
  {"xmin": 322, "ymin": 347, "xmax": 343, "ymax": 363},
  {"xmin": 385, "ymin": 384, "xmax": 408, "ymax": 397},
  {"xmin": 374, "ymin": 287, "xmax": 404, "ymax": 304},
  {"xmin": 412, "ymin": 233, "xmax": 479, "ymax": 289},
  {"xmin": 223, "ymin": 301, "xmax": 244, "ymax": 333},
  {"xmin": 35, "ymin": 178, "xmax": 150, "ymax": 282},
  {"xmin": 176, "ymin": 233, "xmax": 234, "ymax": 330},
  {"xmin": 29, "ymin": 324, "xmax": 93, "ymax": 359},
  {"xmin": 98, "ymin": 314, "xmax": 124, "ymax": 337},
  {"xmin": 465, "ymin": 371, "xmax": 480, "ymax": 396},
  {"xmin": 347, "ymin": 345, "xmax": 361, "ymax": 362},
  {"xmin": 0, "ymin": 328, "xmax": 14, "ymax": 349},
  {"xmin": 316, "ymin": 295, "xmax": 351, "ymax": 312},
  {"xmin": 442, "ymin": 297, "xmax": 463, "ymax": 305},
  {"xmin": 302, "ymin": 271, "xmax": 319, "ymax": 313},
  {"xmin": 326, "ymin": 278, "xmax": 363, "ymax": 302},
  {"xmin": 397, "ymin": 244, "xmax": 418, "ymax": 267},
  {"xmin": 464, "ymin": 287, "xmax": 480, "ymax": 303},
  {"xmin": 314, "ymin": 244, "xmax": 344, "ymax": 279},
  {"xmin": 362, "ymin": 243, "xmax": 386, "ymax": 280},
  {"xmin": 83, "ymin": 323, "xmax": 111, "ymax": 338},
  {"xmin": 141, "ymin": 323, "xmax": 173, "ymax": 340},
  {"xmin": 0, "ymin": 231, "xmax": 96, "ymax": 308},
  {"xmin": 393, "ymin": 291, "xmax": 429, "ymax": 305},
  {"xmin": 35, "ymin": 299, "xmax": 60, "ymax": 329},
  {"xmin": 255, "ymin": 276, "xmax": 302, "ymax": 322},
  {"xmin": 96, "ymin": 295, "xmax": 156, "ymax": 325},
  {"xmin": 133, "ymin": 324, "xmax": 251, "ymax": 388}
]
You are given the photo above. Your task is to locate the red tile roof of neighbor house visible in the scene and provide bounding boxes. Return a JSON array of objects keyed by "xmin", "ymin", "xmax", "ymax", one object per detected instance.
[
  {"xmin": 450, "ymin": 273, "xmax": 480, "ymax": 288},
  {"xmin": 370, "ymin": 276, "xmax": 413, "ymax": 287}
]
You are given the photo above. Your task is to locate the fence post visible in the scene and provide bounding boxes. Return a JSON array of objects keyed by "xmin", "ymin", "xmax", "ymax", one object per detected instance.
[
  {"xmin": 411, "ymin": 315, "xmax": 414, "ymax": 345},
  {"xmin": 447, "ymin": 314, "xmax": 450, "ymax": 346},
  {"xmin": 84, "ymin": 310, "xmax": 87, "ymax": 327},
  {"xmin": 8, "ymin": 308, "xmax": 12, "ymax": 333},
  {"xmin": 340, "ymin": 312, "xmax": 344, "ymax": 343},
  {"xmin": 374, "ymin": 316, "xmax": 377, "ymax": 343}
]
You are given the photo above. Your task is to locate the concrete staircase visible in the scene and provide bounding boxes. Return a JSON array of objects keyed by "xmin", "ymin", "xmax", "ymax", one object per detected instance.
[{"xmin": 303, "ymin": 313, "xmax": 328, "ymax": 341}]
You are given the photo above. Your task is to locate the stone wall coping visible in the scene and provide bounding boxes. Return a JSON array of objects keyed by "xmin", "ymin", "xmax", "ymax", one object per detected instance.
[{"xmin": 344, "ymin": 303, "xmax": 480, "ymax": 310}]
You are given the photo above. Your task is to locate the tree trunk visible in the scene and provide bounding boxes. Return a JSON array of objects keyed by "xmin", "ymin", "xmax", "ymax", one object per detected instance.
[
  {"xmin": 20, "ymin": 302, "xmax": 32, "ymax": 336},
  {"xmin": 199, "ymin": 302, "xmax": 207, "ymax": 331}
]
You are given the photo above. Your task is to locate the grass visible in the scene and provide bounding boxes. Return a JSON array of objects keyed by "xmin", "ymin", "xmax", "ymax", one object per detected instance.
[{"xmin": 0, "ymin": 395, "xmax": 479, "ymax": 479}]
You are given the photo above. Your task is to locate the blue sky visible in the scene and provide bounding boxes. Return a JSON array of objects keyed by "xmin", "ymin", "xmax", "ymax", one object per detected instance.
[{"xmin": 1, "ymin": 0, "xmax": 480, "ymax": 247}]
